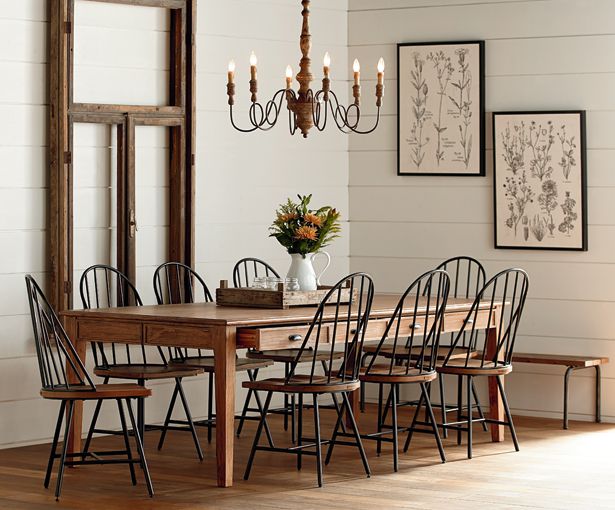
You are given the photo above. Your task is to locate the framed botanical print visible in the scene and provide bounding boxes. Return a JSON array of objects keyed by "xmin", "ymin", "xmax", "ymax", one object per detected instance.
[
  {"xmin": 397, "ymin": 40, "xmax": 485, "ymax": 176},
  {"xmin": 493, "ymin": 111, "xmax": 587, "ymax": 251}
]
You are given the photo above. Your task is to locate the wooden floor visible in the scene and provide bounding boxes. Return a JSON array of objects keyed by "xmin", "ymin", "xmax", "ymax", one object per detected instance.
[{"xmin": 0, "ymin": 404, "xmax": 614, "ymax": 510}]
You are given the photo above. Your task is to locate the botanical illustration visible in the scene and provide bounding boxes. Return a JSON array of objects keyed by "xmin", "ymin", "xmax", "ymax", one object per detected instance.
[
  {"xmin": 494, "ymin": 112, "xmax": 586, "ymax": 250},
  {"xmin": 398, "ymin": 42, "xmax": 483, "ymax": 175}
]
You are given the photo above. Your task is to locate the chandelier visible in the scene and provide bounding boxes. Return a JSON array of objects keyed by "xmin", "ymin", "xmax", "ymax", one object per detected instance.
[{"xmin": 226, "ymin": 0, "xmax": 384, "ymax": 138}]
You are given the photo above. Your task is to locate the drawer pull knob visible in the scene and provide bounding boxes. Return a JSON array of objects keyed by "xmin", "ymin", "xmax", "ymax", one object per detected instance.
[
  {"xmin": 289, "ymin": 334, "xmax": 303, "ymax": 342},
  {"xmin": 410, "ymin": 324, "xmax": 422, "ymax": 330},
  {"xmin": 467, "ymin": 318, "xmax": 474, "ymax": 324}
]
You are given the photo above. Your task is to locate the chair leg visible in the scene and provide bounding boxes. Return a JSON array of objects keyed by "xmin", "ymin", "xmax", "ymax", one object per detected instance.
[
  {"xmin": 283, "ymin": 364, "xmax": 290, "ymax": 432},
  {"xmin": 321, "ymin": 360, "xmax": 346, "ymax": 434},
  {"xmin": 117, "ymin": 399, "xmax": 137, "ymax": 486},
  {"xmin": 291, "ymin": 393, "xmax": 296, "ymax": 444},
  {"xmin": 137, "ymin": 379, "xmax": 146, "ymax": 444},
  {"xmin": 391, "ymin": 384, "xmax": 399, "ymax": 472},
  {"xmin": 359, "ymin": 353, "xmax": 368, "ymax": 412},
  {"xmin": 456, "ymin": 374, "xmax": 463, "ymax": 446},
  {"xmin": 438, "ymin": 373, "xmax": 448, "ymax": 439},
  {"xmin": 207, "ymin": 372, "xmax": 214, "ymax": 443},
  {"xmin": 126, "ymin": 398, "xmax": 154, "ymax": 497},
  {"xmin": 471, "ymin": 378, "xmax": 489, "ymax": 432},
  {"xmin": 324, "ymin": 393, "xmax": 345, "ymax": 466},
  {"xmin": 244, "ymin": 391, "xmax": 273, "ymax": 481},
  {"xmin": 467, "ymin": 376, "xmax": 473, "ymax": 459},
  {"xmin": 237, "ymin": 369, "xmax": 258, "ymax": 438},
  {"xmin": 376, "ymin": 383, "xmax": 383, "ymax": 456},
  {"xmin": 176, "ymin": 377, "xmax": 204, "ymax": 461},
  {"xmin": 54, "ymin": 400, "xmax": 74, "ymax": 501},
  {"xmin": 421, "ymin": 383, "xmax": 446, "ymax": 463},
  {"xmin": 313, "ymin": 394, "xmax": 323, "ymax": 487},
  {"xmin": 157, "ymin": 382, "xmax": 179, "ymax": 451},
  {"xmin": 83, "ymin": 375, "xmax": 109, "ymax": 455},
  {"xmin": 297, "ymin": 393, "xmax": 303, "ymax": 471},
  {"xmin": 403, "ymin": 386, "xmax": 425, "ymax": 453},
  {"xmin": 497, "ymin": 376, "xmax": 520, "ymax": 452},
  {"xmin": 341, "ymin": 392, "xmax": 371, "ymax": 477},
  {"xmin": 44, "ymin": 400, "xmax": 66, "ymax": 489}
]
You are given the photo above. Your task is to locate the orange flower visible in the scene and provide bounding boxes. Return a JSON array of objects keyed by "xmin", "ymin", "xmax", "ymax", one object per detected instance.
[
  {"xmin": 279, "ymin": 213, "xmax": 298, "ymax": 222},
  {"xmin": 294, "ymin": 225, "xmax": 318, "ymax": 241},
  {"xmin": 304, "ymin": 213, "xmax": 323, "ymax": 226}
]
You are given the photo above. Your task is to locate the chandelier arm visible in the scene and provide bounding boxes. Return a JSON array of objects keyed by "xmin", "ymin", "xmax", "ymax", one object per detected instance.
[
  {"xmin": 327, "ymin": 90, "xmax": 381, "ymax": 134},
  {"xmin": 261, "ymin": 89, "xmax": 287, "ymax": 127},
  {"xmin": 229, "ymin": 105, "xmax": 260, "ymax": 133},
  {"xmin": 327, "ymin": 90, "xmax": 355, "ymax": 133},
  {"xmin": 312, "ymin": 90, "xmax": 328, "ymax": 132}
]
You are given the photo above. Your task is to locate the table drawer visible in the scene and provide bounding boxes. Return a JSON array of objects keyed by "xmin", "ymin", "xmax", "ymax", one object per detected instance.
[
  {"xmin": 237, "ymin": 324, "xmax": 329, "ymax": 350},
  {"xmin": 443, "ymin": 309, "xmax": 494, "ymax": 333},
  {"xmin": 78, "ymin": 319, "xmax": 142, "ymax": 343},
  {"xmin": 145, "ymin": 324, "xmax": 213, "ymax": 348}
]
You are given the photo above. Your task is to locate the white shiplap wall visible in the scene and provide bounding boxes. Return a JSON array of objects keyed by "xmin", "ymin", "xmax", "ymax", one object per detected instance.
[
  {"xmin": 348, "ymin": 0, "xmax": 615, "ymax": 422},
  {"xmin": 0, "ymin": 0, "xmax": 349, "ymax": 448}
]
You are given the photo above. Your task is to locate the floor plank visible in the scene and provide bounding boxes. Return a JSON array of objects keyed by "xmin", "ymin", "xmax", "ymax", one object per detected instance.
[{"xmin": 0, "ymin": 403, "xmax": 613, "ymax": 509}]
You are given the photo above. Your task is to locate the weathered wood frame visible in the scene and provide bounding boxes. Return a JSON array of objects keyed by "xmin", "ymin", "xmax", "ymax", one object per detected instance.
[{"xmin": 49, "ymin": 0, "xmax": 196, "ymax": 310}]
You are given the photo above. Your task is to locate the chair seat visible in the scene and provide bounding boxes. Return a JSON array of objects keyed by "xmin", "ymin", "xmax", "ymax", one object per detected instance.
[
  {"xmin": 94, "ymin": 364, "xmax": 203, "ymax": 380},
  {"xmin": 246, "ymin": 348, "xmax": 345, "ymax": 364},
  {"xmin": 437, "ymin": 359, "xmax": 512, "ymax": 376},
  {"xmin": 359, "ymin": 364, "xmax": 438, "ymax": 384},
  {"xmin": 363, "ymin": 343, "xmax": 476, "ymax": 361},
  {"xmin": 41, "ymin": 383, "xmax": 152, "ymax": 400},
  {"xmin": 243, "ymin": 374, "xmax": 360, "ymax": 394},
  {"xmin": 170, "ymin": 356, "xmax": 273, "ymax": 372}
]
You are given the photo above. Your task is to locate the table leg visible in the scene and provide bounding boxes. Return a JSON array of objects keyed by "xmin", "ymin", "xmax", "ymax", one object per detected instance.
[
  {"xmin": 486, "ymin": 325, "xmax": 505, "ymax": 442},
  {"xmin": 63, "ymin": 316, "xmax": 86, "ymax": 456},
  {"xmin": 214, "ymin": 326, "xmax": 236, "ymax": 487}
]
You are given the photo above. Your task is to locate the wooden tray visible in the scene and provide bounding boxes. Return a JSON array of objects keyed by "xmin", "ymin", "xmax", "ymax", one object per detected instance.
[{"xmin": 216, "ymin": 280, "xmax": 356, "ymax": 309}]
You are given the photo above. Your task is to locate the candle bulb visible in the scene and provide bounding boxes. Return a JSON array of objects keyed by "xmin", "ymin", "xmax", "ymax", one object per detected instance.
[
  {"xmin": 323, "ymin": 52, "xmax": 331, "ymax": 77},
  {"xmin": 227, "ymin": 60, "xmax": 235, "ymax": 84},
  {"xmin": 285, "ymin": 65, "xmax": 293, "ymax": 89},
  {"xmin": 353, "ymin": 58, "xmax": 361, "ymax": 105},
  {"xmin": 377, "ymin": 57, "xmax": 385, "ymax": 85}
]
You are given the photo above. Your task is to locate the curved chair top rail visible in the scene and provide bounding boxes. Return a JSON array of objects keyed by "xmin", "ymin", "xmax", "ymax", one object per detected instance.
[
  {"xmin": 365, "ymin": 269, "xmax": 450, "ymax": 376},
  {"xmin": 442, "ymin": 268, "xmax": 530, "ymax": 369},
  {"xmin": 26, "ymin": 274, "xmax": 96, "ymax": 392},
  {"xmin": 434, "ymin": 256, "xmax": 486, "ymax": 299},
  {"xmin": 153, "ymin": 261, "xmax": 213, "ymax": 305},
  {"xmin": 286, "ymin": 272, "xmax": 375, "ymax": 386},
  {"xmin": 233, "ymin": 257, "xmax": 280, "ymax": 288}
]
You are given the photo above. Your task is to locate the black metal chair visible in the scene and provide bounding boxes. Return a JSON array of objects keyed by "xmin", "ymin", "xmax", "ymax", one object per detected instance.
[
  {"xmin": 153, "ymin": 262, "xmax": 274, "ymax": 448},
  {"xmin": 236, "ymin": 257, "xmax": 346, "ymax": 442},
  {"xmin": 435, "ymin": 268, "xmax": 529, "ymax": 458},
  {"xmin": 243, "ymin": 272, "xmax": 375, "ymax": 487},
  {"xmin": 25, "ymin": 275, "xmax": 153, "ymax": 500},
  {"xmin": 79, "ymin": 264, "xmax": 204, "ymax": 460},
  {"xmin": 361, "ymin": 256, "xmax": 487, "ymax": 438},
  {"xmin": 340, "ymin": 269, "xmax": 450, "ymax": 472}
]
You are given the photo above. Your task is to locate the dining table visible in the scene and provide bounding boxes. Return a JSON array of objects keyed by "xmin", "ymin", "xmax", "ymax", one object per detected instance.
[{"xmin": 61, "ymin": 293, "xmax": 506, "ymax": 488}]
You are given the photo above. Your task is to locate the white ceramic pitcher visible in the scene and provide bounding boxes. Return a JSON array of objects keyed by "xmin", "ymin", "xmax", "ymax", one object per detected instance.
[{"xmin": 286, "ymin": 251, "xmax": 331, "ymax": 291}]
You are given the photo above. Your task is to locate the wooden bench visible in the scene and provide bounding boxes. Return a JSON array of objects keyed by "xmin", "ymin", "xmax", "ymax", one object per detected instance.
[{"xmin": 512, "ymin": 353, "xmax": 609, "ymax": 429}]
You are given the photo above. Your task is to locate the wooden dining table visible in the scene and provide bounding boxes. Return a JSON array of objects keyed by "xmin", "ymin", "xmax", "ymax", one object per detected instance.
[{"xmin": 61, "ymin": 293, "xmax": 505, "ymax": 488}]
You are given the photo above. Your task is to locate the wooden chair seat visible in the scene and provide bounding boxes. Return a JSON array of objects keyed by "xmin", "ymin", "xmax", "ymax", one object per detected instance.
[
  {"xmin": 170, "ymin": 357, "xmax": 273, "ymax": 372},
  {"xmin": 359, "ymin": 364, "xmax": 437, "ymax": 384},
  {"xmin": 363, "ymin": 343, "xmax": 475, "ymax": 361},
  {"xmin": 94, "ymin": 364, "xmax": 203, "ymax": 380},
  {"xmin": 437, "ymin": 359, "xmax": 512, "ymax": 376},
  {"xmin": 243, "ymin": 375, "xmax": 360, "ymax": 394},
  {"xmin": 246, "ymin": 348, "xmax": 345, "ymax": 364},
  {"xmin": 41, "ymin": 383, "xmax": 152, "ymax": 400}
]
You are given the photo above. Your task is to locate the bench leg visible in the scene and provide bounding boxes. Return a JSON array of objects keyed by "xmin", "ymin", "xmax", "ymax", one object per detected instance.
[
  {"xmin": 563, "ymin": 366, "xmax": 575, "ymax": 430},
  {"xmin": 595, "ymin": 365, "xmax": 602, "ymax": 424}
]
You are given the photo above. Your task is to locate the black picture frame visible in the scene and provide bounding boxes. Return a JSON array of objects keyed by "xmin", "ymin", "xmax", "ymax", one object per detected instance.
[
  {"xmin": 397, "ymin": 40, "xmax": 485, "ymax": 177},
  {"xmin": 492, "ymin": 110, "xmax": 587, "ymax": 251}
]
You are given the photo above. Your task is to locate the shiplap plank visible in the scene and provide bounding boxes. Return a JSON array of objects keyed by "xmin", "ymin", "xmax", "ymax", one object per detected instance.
[
  {"xmin": 349, "ymin": 0, "xmax": 615, "ymax": 45},
  {"xmin": 0, "ymin": 20, "xmax": 46, "ymax": 63},
  {"xmin": 0, "ymin": 147, "xmax": 46, "ymax": 188},
  {"xmin": 350, "ymin": 0, "xmax": 531, "ymax": 10}
]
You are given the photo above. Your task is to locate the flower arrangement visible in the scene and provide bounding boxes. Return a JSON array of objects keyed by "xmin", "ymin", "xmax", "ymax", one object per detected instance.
[{"xmin": 270, "ymin": 194, "xmax": 341, "ymax": 256}]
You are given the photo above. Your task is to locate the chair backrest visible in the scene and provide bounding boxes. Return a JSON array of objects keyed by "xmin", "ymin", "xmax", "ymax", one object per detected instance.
[
  {"xmin": 442, "ymin": 268, "xmax": 529, "ymax": 369},
  {"xmin": 153, "ymin": 262, "xmax": 213, "ymax": 305},
  {"xmin": 153, "ymin": 262, "xmax": 213, "ymax": 360},
  {"xmin": 79, "ymin": 264, "xmax": 157, "ymax": 368},
  {"xmin": 25, "ymin": 275, "xmax": 96, "ymax": 392},
  {"xmin": 287, "ymin": 272, "xmax": 375, "ymax": 386},
  {"xmin": 232, "ymin": 257, "xmax": 280, "ymax": 288},
  {"xmin": 365, "ymin": 269, "xmax": 450, "ymax": 376},
  {"xmin": 434, "ymin": 256, "xmax": 485, "ymax": 299}
]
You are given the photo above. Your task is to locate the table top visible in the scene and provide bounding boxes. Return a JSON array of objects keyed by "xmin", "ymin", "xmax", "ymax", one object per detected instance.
[{"xmin": 62, "ymin": 293, "xmax": 480, "ymax": 328}]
